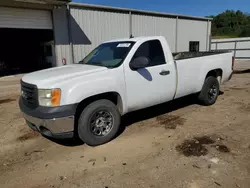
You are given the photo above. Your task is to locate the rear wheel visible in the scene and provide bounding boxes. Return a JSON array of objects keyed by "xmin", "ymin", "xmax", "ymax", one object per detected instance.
[
  {"xmin": 198, "ymin": 76, "xmax": 219, "ymax": 106},
  {"xmin": 77, "ymin": 99, "xmax": 121, "ymax": 146}
]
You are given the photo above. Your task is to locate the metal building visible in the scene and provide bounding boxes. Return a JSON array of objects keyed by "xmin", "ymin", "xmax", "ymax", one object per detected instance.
[{"xmin": 0, "ymin": 0, "xmax": 212, "ymax": 75}]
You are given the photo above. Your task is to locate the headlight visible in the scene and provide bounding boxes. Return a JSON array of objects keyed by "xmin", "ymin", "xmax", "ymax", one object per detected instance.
[{"xmin": 38, "ymin": 89, "xmax": 61, "ymax": 107}]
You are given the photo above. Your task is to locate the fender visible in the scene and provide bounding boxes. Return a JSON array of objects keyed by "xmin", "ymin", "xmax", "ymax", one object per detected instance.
[
  {"xmin": 61, "ymin": 69, "xmax": 127, "ymax": 114},
  {"xmin": 196, "ymin": 53, "xmax": 230, "ymax": 92}
]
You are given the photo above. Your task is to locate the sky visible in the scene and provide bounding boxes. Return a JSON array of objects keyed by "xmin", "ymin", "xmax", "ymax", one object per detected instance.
[{"xmin": 73, "ymin": 0, "xmax": 249, "ymax": 17}]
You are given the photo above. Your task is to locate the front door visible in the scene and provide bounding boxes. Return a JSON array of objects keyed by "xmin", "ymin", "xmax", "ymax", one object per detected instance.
[{"xmin": 124, "ymin": 39, "xmax": 176, "ymax": 112}]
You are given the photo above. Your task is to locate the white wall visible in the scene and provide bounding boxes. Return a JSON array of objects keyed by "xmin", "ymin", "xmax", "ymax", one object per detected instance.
[
  {"xmin": 70, "ymin": 7, "xmax": 130, "ymax": 63},
  {"xmin": 132, "ymin": 14, "xmax": 176, "ymax": 52},
  {"xmin": 177, "ymin": 19, "xmax": 209, "ymax": 52},
  {"xmin": 53, "ymin": 5, "xmax": 211, "ymax": 65},
  {"xmin": 53, "ymin": 7, "xmax": 72, "ymax": 66}
]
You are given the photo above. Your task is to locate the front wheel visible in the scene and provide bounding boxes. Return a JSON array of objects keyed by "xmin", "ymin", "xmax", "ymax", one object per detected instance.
[
  {"xmin": 78, "ymin": 99, "xmax": 121, "ymax": 146},
  {"xmin": 198, "ymin": 76, "xmax": 220, "ymax": 106}
]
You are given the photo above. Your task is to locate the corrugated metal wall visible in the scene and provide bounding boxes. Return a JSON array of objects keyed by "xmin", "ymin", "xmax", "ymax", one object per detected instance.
[
  {"xmin": 131, "ymin": 14, "xmax": 176, "ymax": 52},
  {"xmin": 53, "ymin": 5, "xmax": 211, "ymax": 65},
  {"xmin": 0, "ymin": 7, "xmax": 53, "ymax": 29},
  {"xmin": 53, "ymin": 7, "xmax": 72, "ymax": 66},
  {"xmin": 177, "ymin": 19, "xmax": 208, "ymax": 52},
  {"xmin": 70, "ymin": 7, "xmax": 130, "ymax": 63}
]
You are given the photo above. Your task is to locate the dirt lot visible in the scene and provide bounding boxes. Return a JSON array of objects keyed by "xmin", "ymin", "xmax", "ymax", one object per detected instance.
[{"xmin": 0, "ymin": 61, "xmax": 250, "ymax": 188}]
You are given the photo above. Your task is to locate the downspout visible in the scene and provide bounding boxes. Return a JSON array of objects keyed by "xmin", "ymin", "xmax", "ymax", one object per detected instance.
[{"xmin": 67, "ymin": 4, "xmax": 75, "ymax": 64}]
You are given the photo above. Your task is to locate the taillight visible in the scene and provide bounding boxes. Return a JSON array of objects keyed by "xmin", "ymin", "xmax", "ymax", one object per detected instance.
[{"xmin": 232, "ymin": 56, "xmax": 235, "ymax": 70}]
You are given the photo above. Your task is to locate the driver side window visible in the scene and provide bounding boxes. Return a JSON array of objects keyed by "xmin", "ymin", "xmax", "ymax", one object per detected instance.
[{"xmin": 132, "ymin": 40, "xmax": 166, "ymax": 67}]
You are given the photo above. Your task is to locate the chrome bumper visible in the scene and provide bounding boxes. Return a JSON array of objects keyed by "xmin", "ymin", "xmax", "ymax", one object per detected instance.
[{"xmin": 23, "ymin": 113, "xmax": 74, "ymax": 136}]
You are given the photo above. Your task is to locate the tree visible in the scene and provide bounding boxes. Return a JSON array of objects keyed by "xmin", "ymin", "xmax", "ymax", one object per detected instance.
[{"xmin": 210, "ymin": 10, "xmax": 250, "ymax": 37}]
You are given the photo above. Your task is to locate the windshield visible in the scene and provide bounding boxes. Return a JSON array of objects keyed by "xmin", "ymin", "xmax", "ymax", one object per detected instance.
[{"xmin": 79, "ymin": 41, "xmax": 135, "ymax": 68}]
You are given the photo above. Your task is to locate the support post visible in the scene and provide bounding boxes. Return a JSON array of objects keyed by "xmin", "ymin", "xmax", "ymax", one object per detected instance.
[
  {"xmin": 206, "ymin": 20, "xmax": 210, "ymax": 51},
  {"xmin": 175, "ymin": 16, "xmax": 178, "ymax": 52},
  {"xmin": 234, "ymin": 41, "xmax": 237, "ymax": 58},
  {"xmin": 129, "ymin": 11, "xmax": 133, "ymax": 38},
  {"xmin": 67, "ymin": 4, "xmax": 74, "ymax": 64},
  {"xmin": 209, "ymin": 35, "xmax": 212, "ymax": 51}
]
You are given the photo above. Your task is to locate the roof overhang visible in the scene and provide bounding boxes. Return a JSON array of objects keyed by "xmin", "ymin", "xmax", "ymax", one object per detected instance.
[
  {"xmin": 70, "ymin": 3, "xmax": 213, "ymax": 21},
  {"xmin": 11, "ymin": 0, "xmax": 71, "ymax": 5},
  {"xmin": 0, "ymin": 0, "xmax": 71, "ymax": 10}
]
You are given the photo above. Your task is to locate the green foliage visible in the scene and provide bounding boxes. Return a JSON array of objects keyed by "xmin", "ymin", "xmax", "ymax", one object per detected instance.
[{"xmin": 210, "ymin": 10, "xmax": 250, "ymax": 37}]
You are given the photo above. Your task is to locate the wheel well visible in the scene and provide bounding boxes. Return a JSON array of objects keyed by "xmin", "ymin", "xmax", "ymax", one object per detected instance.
[
  {"xmin": 74, "ymin": 92, "xmax": 123, "ymax": 132},
  {"xmin": 206, "ymin": 69, "xmax": 223, "ymax": 83}
]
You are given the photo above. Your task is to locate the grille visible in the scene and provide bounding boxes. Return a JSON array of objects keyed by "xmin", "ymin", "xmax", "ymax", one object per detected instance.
[{"xmin": 21, "ymin": 81, "xmax": 38, "ymax": 109}]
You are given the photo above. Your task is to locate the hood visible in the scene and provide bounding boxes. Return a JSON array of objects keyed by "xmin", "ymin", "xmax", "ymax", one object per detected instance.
[{"xmin": 22, "ymin": 64, "xmax": 108, "ymax": 88}]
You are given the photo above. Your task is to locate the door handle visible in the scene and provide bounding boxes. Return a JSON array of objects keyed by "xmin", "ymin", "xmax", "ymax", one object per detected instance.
[{"xmin": 159, "ymin": 70, "xmax": 170, "ymax": 76}]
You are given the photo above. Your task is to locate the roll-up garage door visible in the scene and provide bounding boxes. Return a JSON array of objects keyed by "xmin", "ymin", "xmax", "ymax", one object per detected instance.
[{"xmin": 0, "ymin": 7, "xmax": 52, "ymax": 29}]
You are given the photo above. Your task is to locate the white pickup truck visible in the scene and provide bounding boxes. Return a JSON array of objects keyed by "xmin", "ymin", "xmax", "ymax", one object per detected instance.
[{"xmin": 19, "ymin": 36, "xmax": 233, "ymax": 146}]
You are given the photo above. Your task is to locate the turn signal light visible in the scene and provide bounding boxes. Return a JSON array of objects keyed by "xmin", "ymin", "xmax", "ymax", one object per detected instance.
[{"xmin": 51, "ymin": 89, "xmax": 61, "ymax": 106}]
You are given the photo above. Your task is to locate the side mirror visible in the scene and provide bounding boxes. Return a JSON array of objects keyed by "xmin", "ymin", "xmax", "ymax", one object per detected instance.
[{"xmin": 130, "ymin": 56, "xmax": 150, "ymax": 70}]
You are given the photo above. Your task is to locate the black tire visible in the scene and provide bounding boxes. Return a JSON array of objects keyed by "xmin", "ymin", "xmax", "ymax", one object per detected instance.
[
  {"xmin": 77, "ymin": 99, "xmax": 121, "ymax": 146},
  {"xmin": 198, "ymin": 76, "xmax": 220, "ymax": 106}
]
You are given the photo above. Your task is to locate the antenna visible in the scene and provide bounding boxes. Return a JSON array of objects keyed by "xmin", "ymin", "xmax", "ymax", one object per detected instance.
[{"xmin": 129, "ymin": 34, "xmax": 134, "ymax": 38}]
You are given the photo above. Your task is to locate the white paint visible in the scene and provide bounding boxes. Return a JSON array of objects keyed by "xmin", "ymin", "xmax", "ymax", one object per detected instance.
[
  {"xmin": 174, "ymin": 52, "xmax": 232, "ymax": 98},
  {"xmin": 21, "ymin": 36, "xmax": 233, "ymax": 115},
  {"xmin": 123, "ymin": 36, "xmax": 176, "ymax": 111}
]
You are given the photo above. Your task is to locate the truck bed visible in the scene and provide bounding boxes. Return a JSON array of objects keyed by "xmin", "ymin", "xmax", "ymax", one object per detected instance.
[
  {"xmin": 173, "ymin": 50, "xmax": 233, "ymax": 100},
  {"xmin": 172, "ymin": 51, "xmax": 231, "ymax": 61}
]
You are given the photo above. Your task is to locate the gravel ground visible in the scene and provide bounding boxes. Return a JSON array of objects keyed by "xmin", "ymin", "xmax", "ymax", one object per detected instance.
[{"xmin": 0, "ymin": 61, "xmax": 250, "ymax": 188}]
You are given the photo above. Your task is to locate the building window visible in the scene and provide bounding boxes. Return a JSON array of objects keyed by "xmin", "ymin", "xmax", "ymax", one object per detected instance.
[{"xmin": 189, "ymin": 41, "xmax": 200, "ymax": 52}]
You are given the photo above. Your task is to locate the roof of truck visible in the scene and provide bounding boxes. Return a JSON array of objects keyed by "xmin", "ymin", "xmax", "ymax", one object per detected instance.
[{"xmin": 104, "ymin": 36, "xmax": 164, "ymax": 43}]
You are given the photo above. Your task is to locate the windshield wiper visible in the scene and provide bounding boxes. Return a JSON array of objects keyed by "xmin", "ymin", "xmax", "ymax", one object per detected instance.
[
  {"xmin": 81, "ymin": 62, "xmax": 114, "ymax": 68},
  {"xmin": 84, "ymin": 62, "xmax": 105, "ymax": 67},
  {"xmin": 93, "ymin": 63, "xmax": 114, "ymax": 68},
  {"xmin": 92, "ymin": 62, "xmax": 104, "ymax": 66}
]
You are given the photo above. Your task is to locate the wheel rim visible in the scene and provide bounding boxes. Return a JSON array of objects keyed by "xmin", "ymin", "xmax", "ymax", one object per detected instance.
[
  {"xmin": 208, "ymin": 84, "xmax": 218, "ymax": 101},
  {"xmin": 89, "ymin": 110, "xmax": 114, "ymax": 137}
]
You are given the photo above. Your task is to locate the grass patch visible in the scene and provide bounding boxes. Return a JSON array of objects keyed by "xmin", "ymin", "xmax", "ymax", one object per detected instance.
[{"xmin": 212, "ymin": 35, "xmax": 238, "ymax": 39}]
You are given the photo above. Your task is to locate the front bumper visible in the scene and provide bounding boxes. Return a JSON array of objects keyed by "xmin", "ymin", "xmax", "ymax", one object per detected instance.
[
  {"xmin": 19, "ymin": 97, "xmax": 78, "ymax": 139},
  {"xmin": 24, "ymin": 113, "xmax": 75, "ymax": 139}
]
